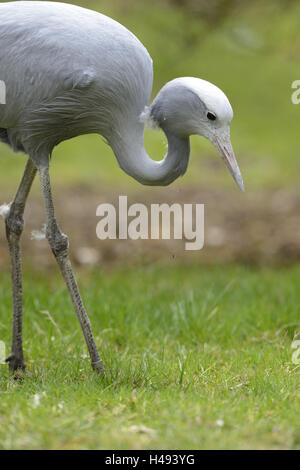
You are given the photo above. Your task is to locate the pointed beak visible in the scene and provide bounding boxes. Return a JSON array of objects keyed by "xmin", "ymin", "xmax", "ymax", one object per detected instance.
[{"xmin": 212, "ymin": 133, "xmax": 244, "ymax": 191}]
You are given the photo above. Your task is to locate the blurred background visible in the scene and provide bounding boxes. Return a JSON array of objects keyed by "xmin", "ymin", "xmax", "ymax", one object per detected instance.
[{"xmin": 1, "ymin": 0, "xmax": 300, "ymax": 269}]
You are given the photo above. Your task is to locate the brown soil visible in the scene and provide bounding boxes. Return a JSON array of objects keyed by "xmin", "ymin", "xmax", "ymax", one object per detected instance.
[{"xmin": 1, "ymin": 186, "xmax": 300, "ymax": 269}]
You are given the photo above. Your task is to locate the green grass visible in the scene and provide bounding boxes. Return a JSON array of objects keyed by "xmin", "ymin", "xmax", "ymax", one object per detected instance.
[{"xmin": 0, "ymin": 263, "xmax": 299, "ymax": 449}]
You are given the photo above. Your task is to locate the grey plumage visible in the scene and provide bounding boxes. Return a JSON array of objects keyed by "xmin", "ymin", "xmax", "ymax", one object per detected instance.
[
  {"xmin": 0, "ymin": 1, "xmax": 243, "ymax": 374},
  {"xmin": 0, "ymin": 1, "xmax": 152, "ymax": 155}
]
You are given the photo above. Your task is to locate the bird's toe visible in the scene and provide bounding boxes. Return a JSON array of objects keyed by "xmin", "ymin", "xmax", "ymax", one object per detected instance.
[{"xmin": 5, "ymin": 354, "xmax": 26, "ymax": 372}]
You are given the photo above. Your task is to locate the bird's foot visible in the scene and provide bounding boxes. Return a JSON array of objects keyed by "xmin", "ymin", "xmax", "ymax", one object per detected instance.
[
  {"xmin": 91, "ymin": 359, "xmax": 105, "ymax": 375},
  {"xmin": 5, "ymin": 353, "xmax": 26, "ymax": 373}
]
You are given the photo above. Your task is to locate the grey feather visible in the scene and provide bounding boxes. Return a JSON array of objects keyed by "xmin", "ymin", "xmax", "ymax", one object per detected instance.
[
  {"xmin": 0, "ymin": 1, "xmax": 241, "ymax": 188},
  {"xmin": 0, "ymin": 1, "xmax": 153, "ymax": 156}
]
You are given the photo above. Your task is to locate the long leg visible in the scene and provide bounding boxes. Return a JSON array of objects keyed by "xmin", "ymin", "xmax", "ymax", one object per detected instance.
[
  {"xmin": 5, "ymin": 158, "xmax": 37, "ymax": 371},
  {"xmin": 37, "ymin": 163, "xmax": 104, "ymax": 375}
]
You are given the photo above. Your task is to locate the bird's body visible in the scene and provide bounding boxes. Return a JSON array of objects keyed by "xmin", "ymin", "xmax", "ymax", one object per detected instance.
[
  {"xmin": 0, "ymin": 1, "xmax": 244, "ymax": 374},
  {"xmin": 0, "ymin": 1, "xmax": 152, "ymax": 157}
]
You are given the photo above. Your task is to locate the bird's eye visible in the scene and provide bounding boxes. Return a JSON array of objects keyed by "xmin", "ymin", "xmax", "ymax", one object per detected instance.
[{"xmin": 207, "ymin": 112, "xmax": 216, "ymax": 121}]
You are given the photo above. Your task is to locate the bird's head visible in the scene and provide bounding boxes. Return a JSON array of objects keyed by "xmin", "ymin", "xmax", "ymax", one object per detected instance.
[{"xmin": 147, "ymin": 77, "xmax": 244, "ymax": 191}]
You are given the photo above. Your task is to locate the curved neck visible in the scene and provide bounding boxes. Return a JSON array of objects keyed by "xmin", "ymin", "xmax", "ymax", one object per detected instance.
[{"xmin": 110, "ymin": 124, "xmax": 190, "ymax": 186}]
